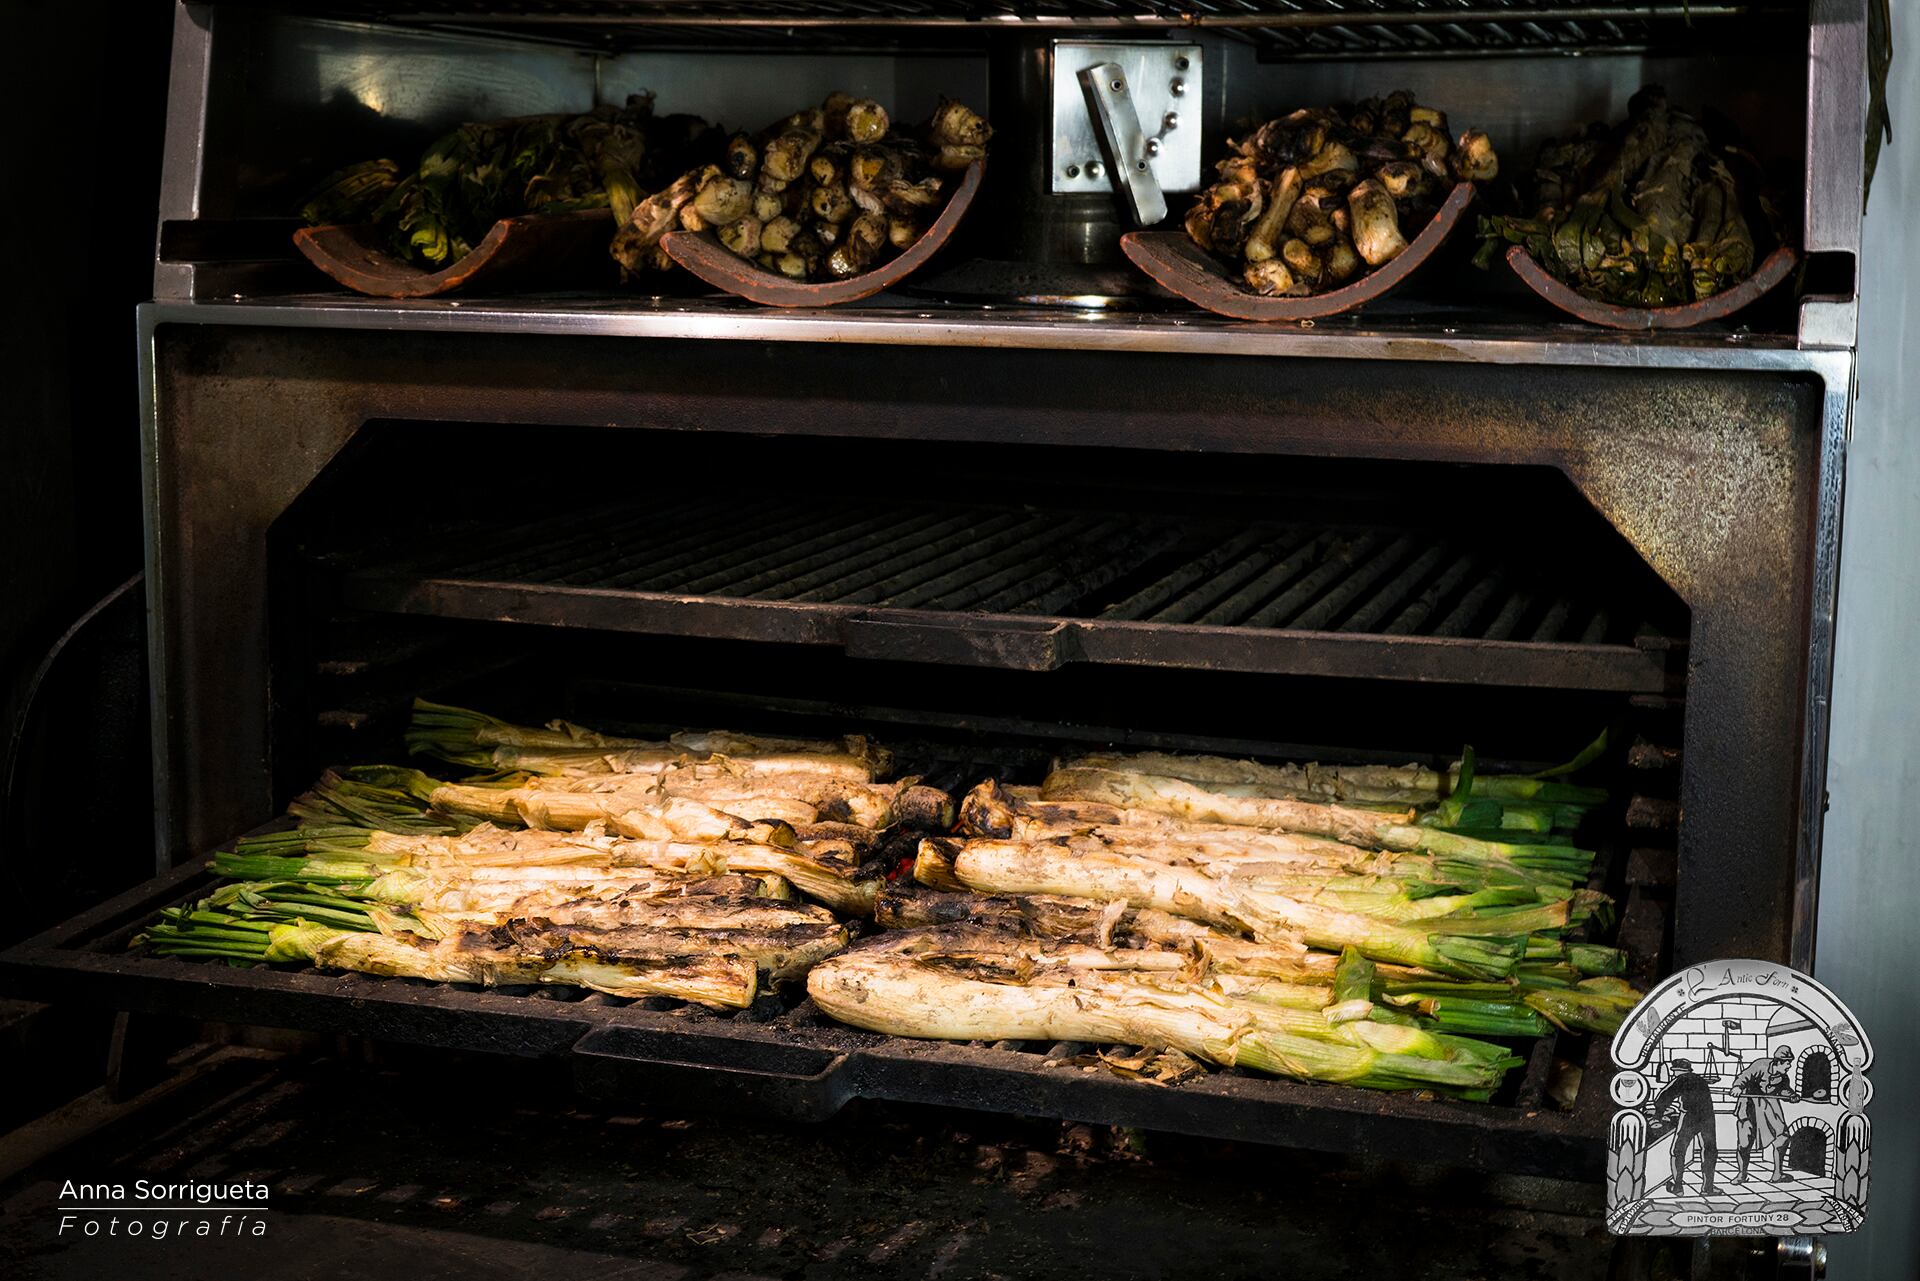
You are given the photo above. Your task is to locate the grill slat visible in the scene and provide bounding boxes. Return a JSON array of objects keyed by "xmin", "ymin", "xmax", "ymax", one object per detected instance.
[
  {"xmin": 1342, "ymin": 542, "xmax": 1452, "ymax": 633},
  {"xmin": 547, "ymin": 503, "xmax": 811, "ymax": 587},
  {"xmin": 973, "ymin": 521, "xmax": 1184, "ymax": 615},
  {"xmin": 1153, "ymin": 532, "xmax": 1322, "ymax": 625},
  {"xmin": 670, "ymin": 509, "xmax": 921, "ymax": 596},
  {"xmin": 889, "ymin": 515, "xmax": 1113, "ymax": 609},
  {"xmin": 1097, "ymin": 528, "xmax": 1281, "ymax": 621},
  {"xmin": 1431, "ymin": 572, "xmax": 1508, "ymax": 638},
  {"xmin": 1243, "ymin": 532, "xmax": 1387, "ymax": 629},
  {"xmin": 585, "ymin": 502, "xmax": 831, "ymax": 589},
  {"xmin": 1288, "ymin": 534, "xmax": 1421, "ymax": 631},
  {"xmin": 748, "ymin": 511, "xmax": 992, "ymax": 600},
  {"xmin": 1187, "ymin": 531, "xmax": 1325, "ymax": 627},
  {"xmin": 794, "ymin": 512, "xmax": 1046, "ymax": 603},
  {"xmin": 440, "ymin": 504, "xmax": 681, "ymax": 581},
  {"xmin": 1384, "ymin": 551, "xmax": 1478, "ymax": 636},
  {"xmin": 1482, "ymin": 589, "xmax": 1533, "ymax": 641}
]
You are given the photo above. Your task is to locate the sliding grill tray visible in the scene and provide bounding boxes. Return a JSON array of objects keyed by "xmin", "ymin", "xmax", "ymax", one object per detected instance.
[
  {"xmin": 274, "ymin": 0, "xmax": 1793, "ymax": 57},
  {"xmin": 0, "ymin": 820, "xmax": 1664, "ymax": 1180},
  {"xmin": 333, "ymin": 496, "xmax": 1681, "ymax": 691}
]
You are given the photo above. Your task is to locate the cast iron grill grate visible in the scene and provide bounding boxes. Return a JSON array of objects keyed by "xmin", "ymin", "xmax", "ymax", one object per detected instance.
[
  {"xmin": 247, "ymin": 0, "xmax": 1791, "ymax": 56},
  {"xmin": 332, "ymin": 495, "xmax": 1682, "ymax": 690}
]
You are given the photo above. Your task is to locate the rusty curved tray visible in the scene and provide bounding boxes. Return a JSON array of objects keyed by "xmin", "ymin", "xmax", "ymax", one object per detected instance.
[
  {"xmin": 1120, "ymin": 181, "xmax": 1475, "ymax": 322},
  {"xmin": 661, "ymin": 159, "xmax": 985, "ymax": 307},
  {"xmin": 294, "ymin": 209, "xmax": 615, "ymax": 298},
  {"xmin": 1504, "ymin": 243, "xmax": 1798, "ymax": 330}
]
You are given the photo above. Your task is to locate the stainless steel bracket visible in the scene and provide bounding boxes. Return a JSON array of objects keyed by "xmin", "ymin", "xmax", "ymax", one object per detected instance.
[
  {"xmin": 1077, "ymin": 62, "xmax": 1167, "ymax": 225},
  {"xmin": 1050, "ymin": 41, "xmax": 1202, "ymax": 219}
]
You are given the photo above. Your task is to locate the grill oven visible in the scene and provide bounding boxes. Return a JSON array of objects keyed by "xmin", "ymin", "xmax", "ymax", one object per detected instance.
[{"xmin": 0, "ymin": 2, "xmax": 1874, "ymax": 1276}]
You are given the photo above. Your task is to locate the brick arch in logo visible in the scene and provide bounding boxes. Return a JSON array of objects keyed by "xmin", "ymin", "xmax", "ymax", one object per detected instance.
[
  {"xmin": 1796, "ymin": 1045, "xmax": 1835, "ymax": 1101},
  {"xmin": 1782, "ymin": 1115, "xmax": 1836, "ymax": 1176},
  {"xmin": 1612, "ymin": 961, "xmax": 1874, "ymax": 1094}
]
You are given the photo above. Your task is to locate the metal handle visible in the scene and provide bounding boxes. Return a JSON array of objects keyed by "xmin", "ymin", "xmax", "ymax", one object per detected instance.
[
  {"xmin": 571, "ymin": 1025, "xmax": 854, "ymax": 1123},
  {"xmin": 1077, "ymin": 62, "xmax": 1168, "ymax": 225},
  {"xmin": 843, "ymin": 611, "xmax": 1078, "ymax": 671}
]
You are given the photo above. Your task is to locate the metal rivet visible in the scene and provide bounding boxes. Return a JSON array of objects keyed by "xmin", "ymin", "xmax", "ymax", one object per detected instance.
[
  {"xmin": 1086, "ymin": 161, "xmax": 1105, "ymax": 179},
  {"xmin": 1164, "ymin": 111, "xmax": 1180, "ymax": 129},
  {"xmin": 1110, "ymin": 78, "xmax": 1125, "ymax": 93},
  {"xmin": 1065, "ymin": 164, "xmax": 1080, "ymax": 178},
  {"xmin": 1175, "ymin": 55, "xmax": 1190, "ymax": 70},
  {"xmin": 1170, "ymin": 78, "xmax": 1186, "ymax": 97},
  {"xmin": 1144, "ymin": 139, "xmax": 1161, "ymax": 156},
  {"xmin": 1136, "ymin": 159, "xmax": 1148, "ymax": 171}
]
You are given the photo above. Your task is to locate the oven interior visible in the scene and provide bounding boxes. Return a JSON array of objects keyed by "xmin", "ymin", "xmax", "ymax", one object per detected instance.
[{"xmin": 45, "ymin": 430, "xmax": 1645, "ymax": 1166}]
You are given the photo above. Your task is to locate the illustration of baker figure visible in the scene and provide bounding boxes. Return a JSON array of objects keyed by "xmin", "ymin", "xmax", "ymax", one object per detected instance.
[
  {"xmin": 1732, "ymin": 1046, "xmax": 1800, "ymax": 1183},
  {"xmin": 1651, "ymin": 1056, "xmax": 1718, "ymax": 1195}
]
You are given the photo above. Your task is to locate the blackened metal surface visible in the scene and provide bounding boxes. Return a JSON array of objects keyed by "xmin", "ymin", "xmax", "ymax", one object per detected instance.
[
  {"xmin": 0, "ymin": 1046, "xmax": 1629, "ymax": 1281},
  {"xmin": 334, "ymin": 493, "xmax": 1676, "ymax": 689},
  {"xmin": 143, "ymin": 323, "xmax": 1831, "ymax": 966}
]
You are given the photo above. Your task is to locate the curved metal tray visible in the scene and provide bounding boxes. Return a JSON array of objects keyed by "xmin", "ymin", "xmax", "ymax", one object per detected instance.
[
  {"xmin": 1120, "ymin": 182, "xmax": 1476, "ymax": 322},
  {"xmin": 661, "ymin": 160, "xmax": 986, "ymax": 307},
  {"xmin": 294, "ymin": 210, "xmax": 615, "ymax": 298},
  {"xmin": 1504, "ymin": 243, "xmax": 1799, "ymax": 331}
]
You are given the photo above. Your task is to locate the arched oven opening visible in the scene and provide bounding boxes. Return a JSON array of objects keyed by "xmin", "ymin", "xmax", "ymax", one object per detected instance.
[
  {"xmin": 1786, "ymin": 1120, "xmax": 1831, "ymax": 1176},
  {"xmin": 1798, "ymin": 1048, "xmax": 1834, "ymax": 1102}
]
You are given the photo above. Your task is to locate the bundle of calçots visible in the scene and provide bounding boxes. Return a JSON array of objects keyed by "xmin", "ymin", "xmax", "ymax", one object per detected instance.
[
  {"xmin": 809, "ymin": 736, "xmax": 1639, "ymax": 1101},
  {"xmin": 135, "ymin": 699, "xmax": 942, "ymax": 1008},
  {"xmin": 299, "ymin": 95, "xmax": 720, "ymax": 270},
  {"xmin": 137, "ymin": 699, "xmax": 1640, "ymax": 1104},
  {"xmin": 1473, "ymin": 86, "xmax": 1778, "ymax": 307},
  {"xmin": 610, "ymin": 94, "xmax": 990, "ymax": 282},
  {"xmin": 1185, "ymin": 90, "xmax": 1499, "ymax": 297}
]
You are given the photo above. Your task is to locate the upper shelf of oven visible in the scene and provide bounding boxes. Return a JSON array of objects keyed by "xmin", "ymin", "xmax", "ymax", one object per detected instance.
[
  {"xmin": 316, "ymin": 458, "xmax": 1687, "ymax": 692},
  {"xmin": 239, "ymin": 0, "xmax": 1802, "ymax": 57}
]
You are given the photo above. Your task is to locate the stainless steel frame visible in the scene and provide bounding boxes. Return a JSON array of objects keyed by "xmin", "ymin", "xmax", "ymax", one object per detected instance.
[{"xmin": 136, "ymin": 300, "xmax": 1851, "ymax": 974}]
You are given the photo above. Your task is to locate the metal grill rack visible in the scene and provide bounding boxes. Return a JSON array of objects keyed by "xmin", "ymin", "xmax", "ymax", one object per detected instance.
[
  {"xmin": 333, "ymin": 495, "xmax": 1683, "ymax": 690},
  {"xmin": 258, "ymin": 0, "xmax": 1790, "ymax": 55}
]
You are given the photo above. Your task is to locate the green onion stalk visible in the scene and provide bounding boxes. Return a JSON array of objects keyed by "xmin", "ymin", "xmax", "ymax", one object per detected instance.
[
  {"xmin": 807, "ymin": 934, "xmax": 1523, "ymax": 1098},
  {"xmin": 134, "ymin": 885, "xmax": 860, "ymax": 1009},
  {"xmin": 1039, "ymin": 768, "xmax": 1597, "ymax": 883},
  {"xmin": 226, "ymin": 818, "xmax": 881, "ymax": 916},
  {"xmin": 936, "ymin": 839, "xmax": 1530, "ymax": 980},
  {"xmin": 1060, "ymin": 730, "xmax": 1610, "ymax": 810}
]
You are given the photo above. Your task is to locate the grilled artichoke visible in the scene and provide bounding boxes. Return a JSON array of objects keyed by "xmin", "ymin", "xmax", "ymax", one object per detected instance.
[{"xmin": 1189, "ymin": 91, "xmax": 1498, "ymax": 298}]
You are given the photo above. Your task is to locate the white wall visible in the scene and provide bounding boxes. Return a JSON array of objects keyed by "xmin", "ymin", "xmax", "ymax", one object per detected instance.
[{"xmin": 1815, "ymin": 5, "xmax": 1919, "ymax": 1277}]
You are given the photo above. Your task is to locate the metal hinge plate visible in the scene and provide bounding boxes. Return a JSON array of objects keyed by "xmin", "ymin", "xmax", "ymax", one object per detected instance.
[{"xmin": 1050, "ymin": 41, "xmax": 1203, "ymax": 200}]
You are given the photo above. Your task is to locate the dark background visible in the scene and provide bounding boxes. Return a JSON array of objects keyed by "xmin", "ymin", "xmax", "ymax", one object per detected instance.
[{"xmin": 1, "ymin": 1, "xmax": 175, "ymax": 929}]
